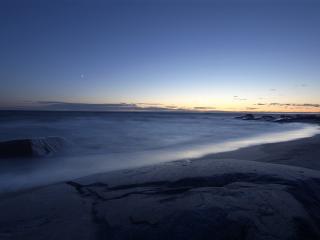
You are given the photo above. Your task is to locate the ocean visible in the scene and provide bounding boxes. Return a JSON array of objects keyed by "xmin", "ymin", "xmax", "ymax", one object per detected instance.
[{"xmin": 0, "ymin": 111, "xmax": 319, "ymax": 192}]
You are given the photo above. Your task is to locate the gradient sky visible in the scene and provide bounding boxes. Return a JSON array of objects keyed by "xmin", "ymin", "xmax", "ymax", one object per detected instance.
[{"xmin": 1, "ymin": 0, "xmax": 320, "ymax": 112}]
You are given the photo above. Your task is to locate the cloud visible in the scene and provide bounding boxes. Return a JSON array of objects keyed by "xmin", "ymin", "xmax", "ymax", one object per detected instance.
[
  {"xmin": 36, "ymin": 102, "xmax": 187, "ymax": 111},
  {"xmin": 2, "ymin": 101, "xmax": 217, "ymax": 112},
  {"xmin": 268, "ymin": 103, "xmax": 320, "ymax": 108},
  {"xmin": 302, "ymin": 103, "xmax": 320, "ymax": 108},
  {"xmin": 193, "ymin": 106, "xmax": 216, "ymax": 110},
  {"xmin": 35, "ymin": 102, "xmax": 141, "ymax": 111},
  {"xmin": 250, "ymin": 102, "xmax": 320, "ymax": 111},
  {"xmin": 136, "ymin": 103, "xmax": 164, "ymax": 107},
  {"xmin": 233, "ymin": 96, "xmax": 247, "ymax": 101}
]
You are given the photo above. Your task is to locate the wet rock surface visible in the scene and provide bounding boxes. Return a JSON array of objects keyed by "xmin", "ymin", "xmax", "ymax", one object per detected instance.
[{"xmin": 1, "ymin": 159, "xmax": 320, "ymax": 240}]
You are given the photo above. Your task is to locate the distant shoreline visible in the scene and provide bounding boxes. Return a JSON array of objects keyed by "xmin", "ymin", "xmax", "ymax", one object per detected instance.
[{"xmin": 0, "ymin": 109, "xmax": 319, "ymax": 114}]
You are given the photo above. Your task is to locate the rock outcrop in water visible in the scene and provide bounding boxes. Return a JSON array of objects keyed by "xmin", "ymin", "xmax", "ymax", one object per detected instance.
[
  {"xmin": 236, "ymin": 114, "xmax": 320, "ymax": 124},
  {"xmin": 235, "ymin": 114, "xmax": 256, "ymax": 120},
  {"xmin": 274, "ymin": 114, "xmax": 320, "ymax": 123},
  {"xmin": 258, "ymin": 115, "xmax": 276, "ymax": 121},
  {"xmin": 0, "ymin": 137, "xmax": 67, "ymax": 158}
]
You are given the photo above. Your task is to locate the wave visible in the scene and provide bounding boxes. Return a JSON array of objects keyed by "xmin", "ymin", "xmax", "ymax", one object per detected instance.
[{"xmin": 0, "ymin": 112, "xmax": 319, "ymax": 192}]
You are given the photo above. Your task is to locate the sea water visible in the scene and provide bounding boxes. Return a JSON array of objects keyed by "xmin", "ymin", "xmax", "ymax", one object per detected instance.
[{"xmin": 0, "ymin": 111, "xmax": 319, "ymax": 191}]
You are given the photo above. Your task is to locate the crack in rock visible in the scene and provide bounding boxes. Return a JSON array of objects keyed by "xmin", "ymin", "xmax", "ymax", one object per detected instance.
[
  {"xmin": 65, "ymin": 173, "xmax": 320, "ymax": 240},
  {"xmin": 129, "ymin": 216, "xmax": 158, "ymax": 227}
]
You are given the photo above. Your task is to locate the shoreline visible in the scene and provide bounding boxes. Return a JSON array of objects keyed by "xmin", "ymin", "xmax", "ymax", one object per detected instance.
[
  {"xmin": 198, "ymin": 133, "xmax": 320, "ymax": 171},
  {"xmin": 0, "ymin": 120, "xmax": 318, "ymax": 194},
  {"xmin": 0, "ymin": 126, "xmax": 319, "ymax": 196},
  {"xmin": 1, "ymin": 124, "xmax": 320, "ymax": 239},
  {"xmin": 60, "ymin": 131, "xmax": 320, "ymax": 185},
  {"xmin": 72, "ymin": 132, "xmax": 320, "ymax": 185}
]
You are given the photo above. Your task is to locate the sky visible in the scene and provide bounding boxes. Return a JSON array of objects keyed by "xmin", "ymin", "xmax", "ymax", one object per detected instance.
[{"xmin": 0, "ymin": 0, "xmax": 320, "ymax": 112}]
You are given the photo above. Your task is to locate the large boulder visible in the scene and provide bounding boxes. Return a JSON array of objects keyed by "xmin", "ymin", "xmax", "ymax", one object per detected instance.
[{"xmin": 0, "ymin": 137, "xmax": 67, "ymax": 158}]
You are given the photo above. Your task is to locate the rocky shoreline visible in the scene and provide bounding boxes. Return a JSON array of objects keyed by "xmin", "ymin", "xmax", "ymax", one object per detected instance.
[
  {"xmin": 1, "ymin": 115, "xmax": 320, "ymax": 240},
  {"xmin": 235, "ymin": 113, "xmax": 320, "ymax": 124},
  {"xmin": 1, "ymin": 134, "xmax": 320, "ymax": 240}
]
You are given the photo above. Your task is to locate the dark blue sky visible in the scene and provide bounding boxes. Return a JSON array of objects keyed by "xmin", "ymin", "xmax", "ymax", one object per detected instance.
[{"xmin": 1, "ymin": 0, "xmax": 320, "ymax": 112}]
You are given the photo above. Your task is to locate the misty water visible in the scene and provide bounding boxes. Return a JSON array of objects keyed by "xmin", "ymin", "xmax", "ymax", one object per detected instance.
[{"xmin": 0, "ymin": 111, "xmax": 319, "ymax": 192}]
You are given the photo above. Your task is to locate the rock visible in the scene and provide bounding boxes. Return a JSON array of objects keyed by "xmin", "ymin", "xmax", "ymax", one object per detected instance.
[
  {"xmin": 275, "ymin": 114, "xmax": 320, "ymax": 123},
  {"xmin": 235, "ymin": 114, "xmax": 255, "ymax": 120},
  {"xmin": 260, "ymin": 115, "xmax": 275, "ymax": 121},
  {"xmin": 2, "ymin": 159, "xmax": 320, "ymax": 240},
  {"xmin": 0, "ymin": 137, "xmax": 67, "ymax": 158},
  {"xmin": 236, "ymin": 114, "xmax": 320, "ymax": 124}
]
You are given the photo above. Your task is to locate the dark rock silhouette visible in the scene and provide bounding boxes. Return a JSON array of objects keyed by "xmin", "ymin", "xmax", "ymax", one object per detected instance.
[
  {"xmin": 0, "ymin": 137, "xmax": 67, "ymax": 158},
  {"xmin": 275, "ymin": 114, "xmax": 320, "ymax": 123},
  {"xmin": 236, "ymin": 114, "xmax": 320, "ymax": 124},
  {"xmin": 235, "ymin": 114, "xmax": 256, "ymax": 120},
  {"xmin": 259, "ymin": 115, "xmax": 276, "ymax": 121}
]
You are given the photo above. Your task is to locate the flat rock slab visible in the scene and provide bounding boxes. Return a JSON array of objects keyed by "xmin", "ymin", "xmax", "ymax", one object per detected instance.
[{"xmin": 1, "ymin": 158, "xmax": 320, "ymax": 240}]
